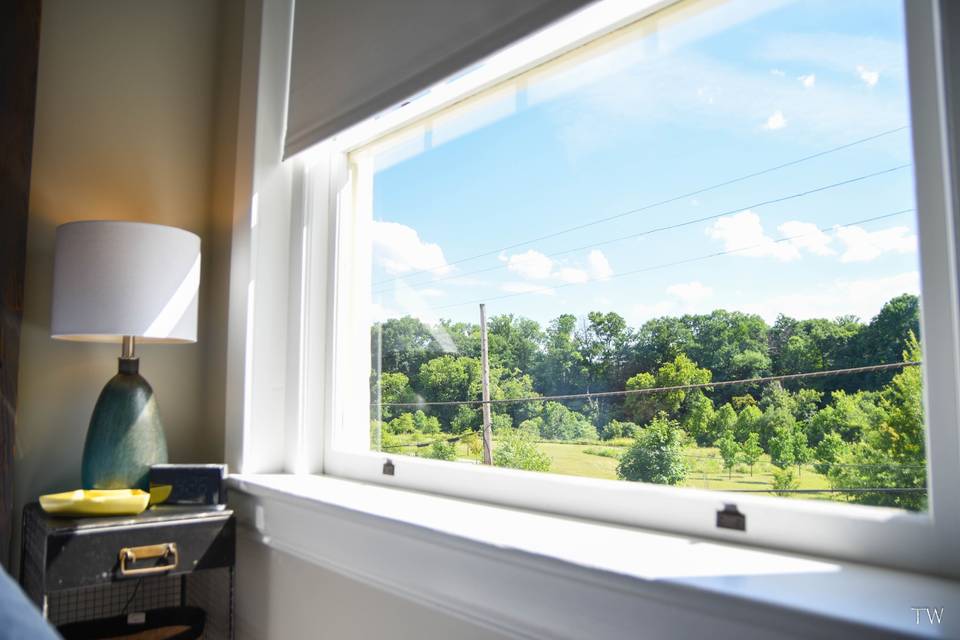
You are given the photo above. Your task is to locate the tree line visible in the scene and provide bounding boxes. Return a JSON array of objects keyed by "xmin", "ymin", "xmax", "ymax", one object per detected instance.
[{"xmin": 371, "ymin": 294, "xmax": 925, "ymax": 510}]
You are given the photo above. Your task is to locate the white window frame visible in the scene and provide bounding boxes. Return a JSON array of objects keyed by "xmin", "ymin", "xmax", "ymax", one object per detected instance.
[{"xmin": 234, "ymin": 0, "xmax": 960, "ymax": 579}]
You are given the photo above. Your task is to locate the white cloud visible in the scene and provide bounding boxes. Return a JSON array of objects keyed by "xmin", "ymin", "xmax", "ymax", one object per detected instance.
[
  {"xmin": 770, "ymin": 68, "xmax": 786, "ymax": 77},
  {"xmin": 706, "ymin": 210, "xmax": 800, "ymax": 261},
  {"xmin": 736, "ymin": 271, "xmax": 919, "ymax": 323},
  {"xmin": 587, "ymin": 250, "xmax": 614, "ymax": 280},
  {"xmin": 798, "ymin": 74, "xmax": 816, "ymax": 88},
  {"xmin": 555, "ymin": 267, "xmax": 589, "ymax": 283},
  {"xmin": 500, "ymin": 249, "xmax": 554, "ymax": 280},
  {"xmin": 373, "ymin": 221, "xmax": 451, "ymax": 276},
  {"xmin": 666, "ymin": 281, "xmax": 713, "ymax": 304},
  {"xmin": 501, "ymin": 281, "xmax": 556, "ymax": 296},
  {"xmin": 762, "ymin": 110, "xmax": 787, "ymax": 130},
  {"xmin": 629, "ymin": 281, "xmax": 714, "ymax": 323},
  {"xmin": 777, "ymin": 220, "xmax": 835, "ymax": 256},
  {"xmin": 857, "ymin": 65, "xmax": 880, "ymax": 87},
  {"xmin": 834, "ymin": 225, "xmax": 916, "ymax": 262},
  {"xmin": 498, "ymin": 248, "xmax": 612, "ymax": 284},
  {"xmin": 417, "ymin": 288, "xmax": 444, "ymax": 298}
]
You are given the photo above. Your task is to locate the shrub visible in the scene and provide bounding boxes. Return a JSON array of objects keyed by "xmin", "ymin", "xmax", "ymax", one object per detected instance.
[
  {"xmin": 493, "ymin": 429, "xmax": 551, "ymax": 472},
  {"xmin": 771, "ymin": 467, "xmax": 799, "ymax": 496},
  {"xmin": 583, "ymin": 447, "xmax": 622, "ymax": 459},
  {"xmin": 424, "ymin": 440, "xmax": 456, "ymax": 461},
  {"xmin": 616, "ymin": 415, "xmax": 687, "ymax": 485}
]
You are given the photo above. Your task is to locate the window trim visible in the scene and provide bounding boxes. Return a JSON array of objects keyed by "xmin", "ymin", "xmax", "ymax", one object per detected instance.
[{"xmin": 232, "ymin": 0, "xmax": 960, "ymax": 578}]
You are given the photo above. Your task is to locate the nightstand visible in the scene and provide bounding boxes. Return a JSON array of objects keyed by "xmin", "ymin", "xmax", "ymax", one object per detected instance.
[{"xmin": 19, "ymin": 503, "xmax": 235, "ymax": 639}]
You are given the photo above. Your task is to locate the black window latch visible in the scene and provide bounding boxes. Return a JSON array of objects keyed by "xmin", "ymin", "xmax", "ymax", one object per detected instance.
[{"xmin": 717, "ymin": 503, "xmax": 746, "ymax": 531}]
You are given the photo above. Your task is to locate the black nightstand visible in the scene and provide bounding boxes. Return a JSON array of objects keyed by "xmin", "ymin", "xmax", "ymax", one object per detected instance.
[{"xmin": 19, "ymin": 503, "xmax": 235, "ymax": 639}]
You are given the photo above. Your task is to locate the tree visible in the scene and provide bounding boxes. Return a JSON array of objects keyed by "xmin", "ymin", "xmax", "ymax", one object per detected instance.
[
  {"xmin": 536, "ymin": 314, "xmax": 586, "ymax": 396},
  {"xmin": 374, "ymin": 316, "xmax": 442, "ymax": 379},
  {"xmin": 771, "ymin": 467, "xmax": 799, "ymax": 496},
  {"xmin": 813, "ymin": 431, "xmax": 846, "ymax": 475},
  {"xmin": 683, "ymin": 392, "xmax": 715, "ymax": 446},
  {"xmin": 827, "ymin": 333, "xmax": 926, "ymax": 510},
  {"xmin": 487, "ymin": 314, "xmax": 544, "ymax": 373},
  {"xmin": 412, "ymin": 410, "xmax": 441, "ymax": 434},
  {"xmin": 540, "ymin": 402, "xmax": 597, "ymax": 441},
  {"xmin": 715, "ymin": 431, "xmax": 740, "ymax": 479},
  {"xmin": 617, "ymin": 415, "xmax": 687, "ymax": 485},
  {"xmin": 600, "ymin": 420, "xmax": 638, "ymax": 441},
  {"xmin": 371, "ymin": 371, "xmax": 415, "ymax": 421},
  {"xmin": 387, "ymin": 413, "xmax": 416, "ymax": 435},
  {"xmin": 493, "ymin": 429, "xmax": 551, "ymax": 472},
  {"xmin": 624, "ymin": 354, "xmax": 711, "ymax": 424},
  {"xmin": 735, "ymin": 404, "xmax": 762, "ymax": 443},
  {"xmin": 577, "ymin": 311, "xmax": 635, "ymax": 394},
  {"xmin": 418, "ymin": 355, "xmax": 481, "ymax": 428},
  {"xmin": 424, "ymin": 440, "xmax": 457, "ymax": 461},
  {"xmin": 635, "ymin": 316, "xmax": 695, "ymax": 371},
  {"xmin": 708, "ymin": 403, "xmax": 737, "ymax": 446},
  {"xmin": 739, "ymin": 432, "xmax": 763, "ymax": 475},
  {"xmin": 768, "ymin": 423, "xmax": 797, "ymax": 469},
  {"xmin": 684, "ymin": 309, "xmax": 769, "ymax": 391}
]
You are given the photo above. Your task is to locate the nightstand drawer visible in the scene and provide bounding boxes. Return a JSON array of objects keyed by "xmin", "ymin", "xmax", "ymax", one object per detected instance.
[{"xmin": 44, "ymin": 514, "xmax": 234, "ymax": 591}]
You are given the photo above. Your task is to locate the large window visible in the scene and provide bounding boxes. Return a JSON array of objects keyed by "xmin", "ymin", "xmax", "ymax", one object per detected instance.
[{"xmin": 312, "ymin": 0, "xmax": 960, "ymax": 576}]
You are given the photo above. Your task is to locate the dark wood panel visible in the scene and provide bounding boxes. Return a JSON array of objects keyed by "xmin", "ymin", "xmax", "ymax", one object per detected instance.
[{"xmin": 0, "ymin": 0, "xmax": 42, "ymax": 570}]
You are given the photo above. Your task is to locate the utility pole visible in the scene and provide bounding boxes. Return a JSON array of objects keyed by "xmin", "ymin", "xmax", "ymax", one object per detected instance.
[{"xmin": 480, "ymin": 304, "xmax": 493, "ymax": 465}]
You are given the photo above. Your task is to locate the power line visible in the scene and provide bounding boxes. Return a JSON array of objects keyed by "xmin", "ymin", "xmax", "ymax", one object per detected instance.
[
  {"xmin": 375, "ymin": 361, "xmax": 919, "ymax": 408},
  {"xmin": 378, "ymin": 165, "xmax": 912, "ymax": 296},
  {"xmin": 372, "ymin": 125, "xmax": 910, "ymax": 288},
  {"xmin": 426, "ymin": 206, "xmax": 914, "ymax": 311}
]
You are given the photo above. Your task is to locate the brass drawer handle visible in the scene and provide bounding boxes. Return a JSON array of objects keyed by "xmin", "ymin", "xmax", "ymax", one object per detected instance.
[{"xmin": 118, "ymin": 543, "xmax": 178, "ymax": 577}]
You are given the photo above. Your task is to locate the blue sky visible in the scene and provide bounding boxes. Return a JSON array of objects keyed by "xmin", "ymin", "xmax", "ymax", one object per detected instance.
[{"xmin": 368, "ymin": 0, "xmax": 919, "ymax": 331}]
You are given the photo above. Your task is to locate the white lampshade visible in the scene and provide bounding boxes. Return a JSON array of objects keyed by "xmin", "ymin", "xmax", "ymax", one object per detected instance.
[{"xmin": 51, "ymin": 221, "xmax": 201, "ymax": 343}]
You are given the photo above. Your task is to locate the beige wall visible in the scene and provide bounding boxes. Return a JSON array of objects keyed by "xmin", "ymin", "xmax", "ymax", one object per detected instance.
[
  {"xmin": 15, "ymin": 0, "xmax": 236, "ymax": 556},
  {"xmin": 236, "ymin": 531, "xmax": 509, "ymax": 640}
]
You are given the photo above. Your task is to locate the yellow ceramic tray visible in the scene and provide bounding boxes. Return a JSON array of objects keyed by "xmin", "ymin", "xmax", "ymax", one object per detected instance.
[{"xmin": 39, "ymin": 489, "xmax": 150, "ymax": 516}]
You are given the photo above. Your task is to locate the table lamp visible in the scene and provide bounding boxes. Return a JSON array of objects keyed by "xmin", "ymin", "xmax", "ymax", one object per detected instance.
[{"xmin": 51, "ymin": 221, "xmax": 201, "ymax": 491}]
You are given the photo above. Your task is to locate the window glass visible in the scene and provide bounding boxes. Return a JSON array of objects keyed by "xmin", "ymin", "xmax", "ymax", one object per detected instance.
[{"xmin": 358, "ymin": 0, "xmax": 927, "ymax": 511}]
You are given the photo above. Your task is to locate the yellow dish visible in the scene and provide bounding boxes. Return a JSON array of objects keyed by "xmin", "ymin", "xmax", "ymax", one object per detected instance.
[{"xmin": 39, "ymin": 489, "xmax": 150, "ymax": 516}]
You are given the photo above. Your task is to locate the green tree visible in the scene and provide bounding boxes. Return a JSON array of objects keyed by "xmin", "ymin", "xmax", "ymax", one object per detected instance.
[
  {"xmin": 624, "ymin": 354, "xmax": 711, "ymax": 424},
  {"xmin": 540, "ymin": 402, "xmax": 597, "ymax": 441},
  {"xmin": 418, "ymin": 355, "xmax": 481, "ymax": 428},
  {"xmin": 450, "ymin": 405, "xmax": 480, "ymax": 434},
  {"xmin": 493, "ymin": 429, "xmax": 551, "ymax": 472},
  {"xmin": 387, "ymin": 413, "xmax": 416, "ymax": 435},
  {"xmin": 412, "ymin": 410, "xmax": 441, "ymax": 434},
  {"xmin": 813, "ymin": 431, "xmax": 846, "ymax": 476},
  {"xmin": 827, "ymin": 333, "xmax": 926, "ymax": 510},
  {"xmin": 735, "ymin": 405, "xmax": 762, "ymax": 442},
  {"xmin": 374, "ymin": 316, "xmax": 442, "ymax": 379},
  {"xmin": 424, "ymin": 440, "xmax": 457, "ymax": 461},
  {"xmin": 371, "ymin": 371, "xmax": 416, "ymax": 421},
  {"xmin": 715, "ymin": 431, "xmax": 740, "ymax": 479},
  {"xmin": 617, "ymin": 415, "xmax": 687, "ymax": 485},
  {"xmin": 739, "ymin": 432, "xmax": 763, "ymax": 475},
  {"xmin": 683, "ymin": 392, "xmax": 715, "ymax": 446},
  {"xmin": 771, "ymin": 467, "xmax": 799, "ymax": 496},
  {"xmin": 708, "ymin": 403, "xmax": 737, "ymax": 446},
  {"xmin": 768, "ymin": 423, "xmax": 797, "ymax": 469},
  {"xmin": 536, "ymin": 314, "xmax": 586, "ymax": 396},
  {"xmin": 600, "ymin": 420, "xmax": 638, "ymax": 441}
]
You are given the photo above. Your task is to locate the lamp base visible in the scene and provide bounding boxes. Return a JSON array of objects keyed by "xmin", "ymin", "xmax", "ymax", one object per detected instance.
[{"xmin": 81, "ymin": 358, "xmax": 168, "ymax": 490}]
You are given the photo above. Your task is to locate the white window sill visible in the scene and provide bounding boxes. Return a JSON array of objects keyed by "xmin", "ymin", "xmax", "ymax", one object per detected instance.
[{"xmin": 227, "ymin": 474, "xmax": 959, "ymax": 639}]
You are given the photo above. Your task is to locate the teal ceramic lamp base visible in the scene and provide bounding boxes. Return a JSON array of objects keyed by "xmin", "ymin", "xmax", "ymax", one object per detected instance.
[{"xmin": 81, "ymin": 352, "xmax": 168, "ymax": 491}]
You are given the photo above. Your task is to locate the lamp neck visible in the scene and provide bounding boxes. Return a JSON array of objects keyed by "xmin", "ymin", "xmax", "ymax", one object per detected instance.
[{"xmin": 121, "ymin": 335, "xmax": 137, "ymax": 360}]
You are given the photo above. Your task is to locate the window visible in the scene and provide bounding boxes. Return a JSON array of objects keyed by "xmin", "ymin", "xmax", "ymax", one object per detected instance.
[{"xmin": 302, "ymin": 0, "xmax": 960, "ymax": 576}]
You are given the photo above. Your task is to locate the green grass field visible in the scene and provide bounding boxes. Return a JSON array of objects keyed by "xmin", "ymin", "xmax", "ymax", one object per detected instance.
[{"xmin": 385, "ymin": 437, "xmax": 834, "ymax": 499}]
